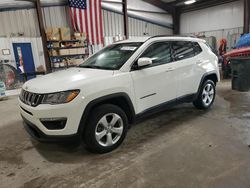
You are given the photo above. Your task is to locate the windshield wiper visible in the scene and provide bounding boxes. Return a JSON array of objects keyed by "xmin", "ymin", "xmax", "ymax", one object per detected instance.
[
  {"xmin": 79, "ymin": 65, "xmax": 102, "ymax": 69},
  {"xmin": 79, "ymin": 65, "xmax": 114, "ymax": 70}
]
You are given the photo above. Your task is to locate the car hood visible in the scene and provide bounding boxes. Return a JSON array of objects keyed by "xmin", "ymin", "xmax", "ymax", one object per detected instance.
[{"xmin": 23, "ymin": 68, "xmax": 114, "ymax": 93}]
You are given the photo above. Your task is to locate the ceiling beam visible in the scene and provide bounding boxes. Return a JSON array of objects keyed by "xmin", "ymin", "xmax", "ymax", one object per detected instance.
[
  {"xmin": 142, "ymin": 0, "xmax": 175, "ymax": 14},
  {"xmin": 180, "ymin": 0, "xmax": 239, "ymax": 13}
]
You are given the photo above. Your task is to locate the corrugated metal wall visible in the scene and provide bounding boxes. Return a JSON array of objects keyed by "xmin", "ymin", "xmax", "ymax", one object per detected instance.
[
  {"xmin": 195, "ymin": 27, "xmax": 243, "ymax": 51},
  {"xmin": 0, "ymin": 9, "xmax": 40, "ymax": 37},
  {"xmin": 180, "ymin": 1, "xmax": 244, "ymax": 50},
  {"xmin": 0, "ymin": 6, "xmax": 172, "ymax": 38},
  {"xmin": 180, "ymin": 1, "xmax": 243, "ymax": 34},
  {"xmin": 42, "ymin": 6, "xmax": 70, "ymax": 28},
  {"xmin": 128, "ymin": 17, "xmax": 172, "ymax": 36},
  {"xmin": 102, "ymin": 9, "xmax": 172, "ymax": 45},
  {"xmin": 0, "ymin": 6, "xmax": 172, "ymax": 71}
]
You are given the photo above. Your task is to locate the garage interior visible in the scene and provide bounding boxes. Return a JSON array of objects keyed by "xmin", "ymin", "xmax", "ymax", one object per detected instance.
[{"xmin": 1, "ymin": 0, "xmax": 250, "ymax": 187}]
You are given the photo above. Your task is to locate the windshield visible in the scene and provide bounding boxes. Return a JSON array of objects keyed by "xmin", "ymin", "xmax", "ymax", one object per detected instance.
[{"xmin": 79, "ymin": 42, "xmax": 142, "ymax": 70}]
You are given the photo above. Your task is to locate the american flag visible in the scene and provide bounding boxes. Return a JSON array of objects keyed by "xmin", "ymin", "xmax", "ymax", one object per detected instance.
[{"xmin": 68, "ymin": 0, "xmax": 104, "ymax": 46}]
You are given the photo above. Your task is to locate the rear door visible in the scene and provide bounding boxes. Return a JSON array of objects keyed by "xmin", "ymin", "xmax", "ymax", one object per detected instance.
[{"xmin": 172, "ymin": 41, "xmax": 203, "ymax": 98}]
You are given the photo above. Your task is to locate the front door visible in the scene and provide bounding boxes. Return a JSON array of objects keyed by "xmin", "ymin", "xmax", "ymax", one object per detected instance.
[
  {"xmin": 13, "ymin": 43, "xmax": 36, "ymax": 81},
  {"xmin": 130, "ymin": 41, "xmax": 176, "ymax": 114}
]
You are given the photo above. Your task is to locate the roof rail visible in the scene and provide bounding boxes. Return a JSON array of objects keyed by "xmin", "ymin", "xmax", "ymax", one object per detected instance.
[{"xmin": 149, "ymin": 34, "xmax": 197, "ymax": 39}]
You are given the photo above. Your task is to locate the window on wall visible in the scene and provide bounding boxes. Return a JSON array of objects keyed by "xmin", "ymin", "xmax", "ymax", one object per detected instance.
[
  {"xmin": 172, "ymin": 41, "xmax": 202, "ymax": 61},
  {"xmin": 140, "ymin": 42, "xmax": 172, "ymax": 66}
]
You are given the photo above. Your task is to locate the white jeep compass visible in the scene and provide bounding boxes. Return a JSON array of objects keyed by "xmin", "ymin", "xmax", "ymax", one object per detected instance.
[{"xmin": 19, "ymin": 36, "xmax": 220, "ymax": 153}]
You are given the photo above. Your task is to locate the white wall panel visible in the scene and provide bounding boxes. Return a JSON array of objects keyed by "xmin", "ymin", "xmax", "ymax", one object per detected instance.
[
  {"xmin": 0, "ymin": 6, "xmax": 69, "ymax": 37},
  {"xmin": 180, "ymin": 0, "xmax": 244, "ymax": 34},
  {"xmin": 42, "ymin": 6, "xmax": 69, "ymax": 28},
  {"xmin": 102, "ymin": 9, "xmax": 124, "ymax": 37},
  {"xmin": 128, "ymin": 17, "xmax": 172, "ymax": 37},
  {"xmin": 0, "ymin": 9, "xmax": 40, "ymax": 37}
]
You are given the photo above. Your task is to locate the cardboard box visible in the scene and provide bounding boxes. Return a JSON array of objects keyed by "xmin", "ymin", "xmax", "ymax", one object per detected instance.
[
  {"xmin": 68, "ymin": 58, "xmax": 83, "ymax": 66},
  {"xmin": 53, "ymin": 42, "xmax": 60, "ymax": 48},
  {"xmin": 36, "ymin": 65, "xmax": 45, "ymax": 73},
  {"xmin": 74, "ymin": 32, "xmax": 87, "ymax": 41},
  {"xmin": 60, "ymin": 27, "xmax": 71, "ymax": 41},
  {"xmin": 49, "ymin": 50, "xmax": 58, "ymax": 56},
  {"xmin": 77, "ymin": 48, "xmax": 87, "ymax": 55},
  {"xmin": 45, "ymin": 28, "xmax": 53, "ymax": 41},
  {"xmin": 51, "ymin": 28, "xmax": 60, "ymax": 41},
  {"xmin": 82, "ymin": 32, "xmax": 87, "ymax": 41},
  {"xmin": 74, "ymin": 59, "xmax": 84, "ymax": 65},
  {"xmin": 69, "ymin": 49, "xmax": 78, "ymax": 55},
  {"xmin": 59, "ymin": 49, "xmax": 70, "ymax": 56}
]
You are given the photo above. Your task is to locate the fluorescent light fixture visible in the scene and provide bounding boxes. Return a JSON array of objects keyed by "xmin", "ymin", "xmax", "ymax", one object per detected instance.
[{"xmin": 184, "ymin": 0, "xmax": 196, "ymax": 5}]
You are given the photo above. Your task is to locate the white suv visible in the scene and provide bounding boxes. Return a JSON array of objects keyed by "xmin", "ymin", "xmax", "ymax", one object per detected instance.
[{"xmin": 19, "ymin": 36, "xmax": 220, "ymax": 153}]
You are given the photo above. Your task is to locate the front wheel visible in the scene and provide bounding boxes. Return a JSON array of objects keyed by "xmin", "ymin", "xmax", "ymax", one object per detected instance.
[
  {"xmin": 193, "ymin": 80, "xmax": 216, "ymax": 109},
  {"xmin": 83, "ymin": 104, "xmax": 128, "ymax": 153}
]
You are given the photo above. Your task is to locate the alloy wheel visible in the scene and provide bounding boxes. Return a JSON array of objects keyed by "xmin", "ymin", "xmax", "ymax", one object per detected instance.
[
  {"xmin": 95, "ymin": 113, "xmax": 124, "ymax": 147},
  {"xmin": 202, "ymin": 83, "xmax": 215, "ymax": 106}
]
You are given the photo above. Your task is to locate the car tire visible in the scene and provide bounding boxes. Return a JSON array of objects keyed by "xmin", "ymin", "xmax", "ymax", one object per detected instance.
[
  {"xmin": 83, "ymin": 104, "xmax": 128, "ymax": 153},
  {"xmin": 193, "ymin": 79, "xmax": 216, "ymax": 110}
]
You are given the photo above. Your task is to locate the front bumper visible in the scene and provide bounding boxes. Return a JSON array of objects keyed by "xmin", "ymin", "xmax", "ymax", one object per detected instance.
[
  {"xmin": 19, "ymin": 96, "xmax": 87, "ymax": 139},
  {"xmin": 22, "ymin": 115, "xmax": 80, "ymax": 142}
]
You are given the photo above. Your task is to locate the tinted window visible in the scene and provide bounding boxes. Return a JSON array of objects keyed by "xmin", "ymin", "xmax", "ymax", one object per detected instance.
[
  {"xmin": 172, "ymin": 41, "xmax": 202, "ymax": 61},
  {"xmin": 193, "ymin": 42, "xmax": 203, "ymax": 55},
  {"xmin": 140, "ymin": 42, "xmax": 172, "ymax": 66}
]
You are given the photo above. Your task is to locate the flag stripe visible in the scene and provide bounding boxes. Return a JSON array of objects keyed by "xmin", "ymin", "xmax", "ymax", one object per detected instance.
[
  {"xmin": 68, "ymin": 0, "xmax": 104, "ymax": 47},
  {"xmin": 86, "ymin": 0, "xmax": 92, "ymax": 44},
  {"xmin": 79, "ymin": 9, "xmax": 83, "ymax": 33},
  {"xmin": 69, "ymin": 8, "xmax": 76, "ymax": 31},
  {"xmin": 89, "ymin": 0, "xmax": 94, "ymax": 44},
  {"xmin": 92, "ymin": 0, "xmax": 97, "ymax": 45},
  {"xmin": 94, "ymin": 0, "xmax": 99, "ymax": 44},
  {"xmin": 98, "ymin": 0, "xmax": 104, "ymax": 44},
  {"xmin": 73, "ymin": 8, "xmax": 78, "ymax": 31},
  {"xmin": 81, "ymin": 9, "xmax": 86, "ymax": 33},
  {"xmin": 84, "ymin": 6, "xmax": 89, "ymax": 42}
]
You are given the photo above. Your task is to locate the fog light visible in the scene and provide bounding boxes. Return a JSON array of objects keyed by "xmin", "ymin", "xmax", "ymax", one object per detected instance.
[{"xmin": 40, "ymin": 118, "xmax": 67, "ymax": 130}]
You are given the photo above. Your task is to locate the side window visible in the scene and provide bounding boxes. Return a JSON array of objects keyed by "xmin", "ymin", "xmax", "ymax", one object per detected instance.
[
  {"xmin": 172, "ymin": 41, "xmax": 194, "ymax": 61},
  {"xmin": 140, "ymin": 42, "xmax": 172, "ymax": 66},
  {"xmin": 193, "ymin": 42, "xmax": 202, "ymax": 55}
]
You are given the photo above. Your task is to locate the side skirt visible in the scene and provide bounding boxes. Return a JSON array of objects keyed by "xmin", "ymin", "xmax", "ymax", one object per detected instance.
[{"xmin": 134, "ymin": 93, "xmax": 196, "ymax": 122}]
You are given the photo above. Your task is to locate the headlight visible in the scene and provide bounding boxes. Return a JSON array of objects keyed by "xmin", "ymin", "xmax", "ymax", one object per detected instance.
[{"xmin": 41, "ymin": 90, "xmax": 80, "ymax": 105}]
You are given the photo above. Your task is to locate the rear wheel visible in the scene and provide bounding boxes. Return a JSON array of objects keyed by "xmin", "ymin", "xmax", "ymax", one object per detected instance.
[
  {"xmin": 193, "ymin": 80, "xmax": 216, "ymax": 109},
  {"xmin": 83, "ymin": 104, "xmax": 128, "ymax": 153}
]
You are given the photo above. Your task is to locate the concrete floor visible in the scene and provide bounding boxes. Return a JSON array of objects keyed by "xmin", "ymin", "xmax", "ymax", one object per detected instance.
[{"xmin": 1, "ymin": 80, "xmax": 250, "ymax": 188}]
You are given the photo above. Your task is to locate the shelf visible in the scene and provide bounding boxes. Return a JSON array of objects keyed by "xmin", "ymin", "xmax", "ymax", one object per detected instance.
[
  {"xmin": 53, "ymin": 65, "xmax": 77, "ymax": 69},
  {"xmin": 49, "ymin": 54, "xmax": 88, "ymax": 59},
  {"xmin": 47, "ymin": 39, "xmax": 82, "ymax": 43},
  {"xmin": 48, "ymin": 46, "xmax": 87, "ymax": 50}
]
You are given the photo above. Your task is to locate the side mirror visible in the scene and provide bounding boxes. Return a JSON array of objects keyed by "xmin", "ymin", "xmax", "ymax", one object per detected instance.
[{"xmin": 137, "ymin": 57, "xmax": 152, "ymax": 68}]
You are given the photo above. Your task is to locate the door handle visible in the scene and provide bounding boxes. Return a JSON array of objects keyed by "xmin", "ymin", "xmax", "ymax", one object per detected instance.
[
  {"xmin": 196, "ymin": 60, "xmax": 203, "ymax": 64},
  {"xmin": 165, "ymin": 67, "xmax": 175, "ymax": 72}
]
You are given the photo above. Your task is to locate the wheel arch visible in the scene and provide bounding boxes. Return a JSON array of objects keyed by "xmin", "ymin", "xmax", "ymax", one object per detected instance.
[
  {"xmin": 195, "ymin": 72, "xmax": 218, "ymax": 100},
  {"xmin": 78, "ymin": 93, "xmax": 136, "ymax": 134}
]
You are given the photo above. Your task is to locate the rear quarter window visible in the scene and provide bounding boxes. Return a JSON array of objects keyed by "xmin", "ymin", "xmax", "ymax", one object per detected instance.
[{"xmin": 172, "ymin": 41, "xmax": 202, "ymax": 61}]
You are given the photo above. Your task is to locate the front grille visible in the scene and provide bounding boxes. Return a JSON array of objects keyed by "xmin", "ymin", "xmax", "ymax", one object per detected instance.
[{"xmin": 20, "ymin": 90, "xmax": 44, "ymax": 107}]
